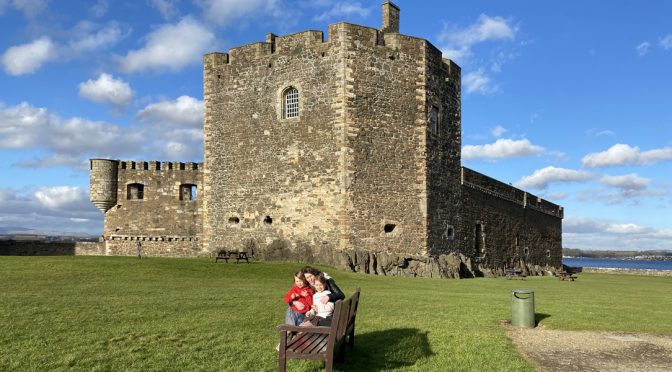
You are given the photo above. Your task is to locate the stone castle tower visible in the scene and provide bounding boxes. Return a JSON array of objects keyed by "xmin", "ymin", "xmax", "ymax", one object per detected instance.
[{"xmin": 90, "ymin": 3, "xmax": 563, "ymax": 277}]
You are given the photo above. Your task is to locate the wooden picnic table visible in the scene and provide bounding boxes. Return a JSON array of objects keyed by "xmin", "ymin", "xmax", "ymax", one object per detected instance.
[
  {"xmin": 556, "ymin": 271, "xmax": 577, "ymax": 281},
  {"xmin": 214, "ymin": 249, "xmax": 249, "ymax": 263}
]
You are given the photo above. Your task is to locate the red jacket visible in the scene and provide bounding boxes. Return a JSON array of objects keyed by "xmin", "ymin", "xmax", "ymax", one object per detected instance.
[{"xmin": 284, "ymin": 284, "xmax": 314, "ymax": 314}]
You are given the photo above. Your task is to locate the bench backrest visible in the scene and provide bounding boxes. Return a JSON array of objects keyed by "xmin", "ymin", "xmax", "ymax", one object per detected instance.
[
  {"xmin": 324, "ymin": 289, "xmax": 361, "ymax": 346},
  {"xmin": 347, "ymin": 288, "xmax": 361, "ymax": 328}
]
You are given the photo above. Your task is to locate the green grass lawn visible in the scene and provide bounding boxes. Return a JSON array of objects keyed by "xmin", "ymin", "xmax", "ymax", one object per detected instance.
[{"xmin": 1, "ymin": 257, "xmax": 671, "ymax": 371}]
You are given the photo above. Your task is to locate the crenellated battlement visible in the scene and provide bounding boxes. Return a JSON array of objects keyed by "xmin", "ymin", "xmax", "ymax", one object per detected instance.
[
  {"xmin": 117, "ymin": 160, "xmax": 202, "ymax": 171},
  {"xmin": 203, "ymin": 20, "xmax": 453, "ymax": 69}
]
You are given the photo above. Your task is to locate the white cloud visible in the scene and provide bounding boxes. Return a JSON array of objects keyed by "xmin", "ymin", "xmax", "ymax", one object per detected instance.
[
  {"xmin": 599, "ymin": 173, "xmax": 650, "ymax": 191},
  {"xmin": 490, "ymin": 125, "xmax": 507, "ymax": 138},
  {"xmin": 463, "ymin": 69, "xmax": 497, "ymax": 94},
  {"xmin": 449, "ymin": 14, "xmax": 516, "ymax": 46},
  {"xmin": 68, "ymin": 22, "xmax": 126, "ymax": 54},
  {"xmin": 0, "ymin": 102, "xmax": 141, "ymax": 167},
  {"xmin": 10, "ymin": 0, "xmax": 47, "ymax": 17},
  {"xmin": 462, "ymin": 138, "xmax": 544, "ymax": 161},
  {"xmin": 136, "ymin": 95, "xmax": 203, "ymax": 127},
  {"xmin": 313, "ymin": 2, "xmax": 370, "ymax": 22},
  {"xmin": 563, "ymin": 216, "xmax": 672, "ymax": 250},
  {"xmin": 150, "ymin": 0, "xmax": 179, "ymax": 20},
  {"xmin": 0, "ymin": 100, "xmax": 204, "ymax": 169},
  {"xmin": 586, "ymin": 128, "xmax": 615, "ymax": 137},
  {"xmin": 605, "ymin": 223, "xmax": 646, "ymax": 234},
  {"xmin": 439, "ymin": 14, "xmax": 517, "ymax": 65},
  {"xmin": 659, "ymin": 34, "xmax": 672, "ymax": 50},
  {"xmin": 135, "ymin": 96, "xmax": 204, "ymax": 159},
  {"xmin": 514, "ymin": 166, "xmax": 592, "ymax": 190},
  {"xmin": 197, "ymin": 0, "xmax": 279, "ymax": 26},
  {"xmin": 90, "ymin": 0, "xmax": 108, "ymax": 18},
  {"xmin": 35, "ymin": 186, "xmax": 87, "ymax": 209},
  {"xmin": 578, "ymin": 173, "xmax": 665, "ymax": 204},
  {"xmin": 78, "ymin": 73, "xmax": 133, "ymax": 108},
  {"xmin": 636, "ymin": 41, "xmax": 650, "ymax": 56},
  {"xmin": 118, "ymin": 17, "xmax": 215, "ymax": 73},
  {"xmin": 582, "ymin": 143, "xmax": 672, "ymax": 168},
  {"xmin": 1, "ymin": 23, "xmax": 125, "ymax": 75},
  {"xmin": 439, "ymin": 14, "xmax": 518, "ymax": 96},
  {"xmin": 1, "ymin": 37, "xmax": 57, "ymax": 75},
  {"xmin": 0, "ymin": 186, "xmax": 102, "ymax": 235},
  {"xmin": 441, "ymin": 46, "xmax": 472, "ymax": 63}
]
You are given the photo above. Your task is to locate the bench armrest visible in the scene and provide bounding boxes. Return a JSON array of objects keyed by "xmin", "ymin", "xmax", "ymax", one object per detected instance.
[{"xmin": 277, "ymin": 324, "xmax": 332, "ymax": 334}]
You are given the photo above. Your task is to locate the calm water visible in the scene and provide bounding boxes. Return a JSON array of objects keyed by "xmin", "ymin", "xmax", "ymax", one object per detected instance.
[{"xmin": 563, "ymin": 257, "xmax": 672, "ymax": 271}]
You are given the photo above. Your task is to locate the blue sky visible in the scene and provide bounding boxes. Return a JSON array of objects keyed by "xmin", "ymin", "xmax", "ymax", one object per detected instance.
[{"xmin": 0, "ymin": 0, "xmax": 670, "ymax": 251}]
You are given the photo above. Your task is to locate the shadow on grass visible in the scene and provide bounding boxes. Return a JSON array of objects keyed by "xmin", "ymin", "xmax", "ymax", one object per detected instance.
[
  {"xmin": 536, "ymin": 313, "xmax": 551, "ymax": 325},
  {"xmin": 343, "ymin": 328, "xmax": 433, "ymax": 370}
]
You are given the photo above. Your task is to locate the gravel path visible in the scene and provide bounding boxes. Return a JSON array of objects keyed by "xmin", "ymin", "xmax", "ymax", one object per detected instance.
[{"xmin": 504, "ymin": 323, "xmax": 672, "ymax": 371}]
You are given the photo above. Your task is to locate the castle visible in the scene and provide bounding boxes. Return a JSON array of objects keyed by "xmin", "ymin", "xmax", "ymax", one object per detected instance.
[{"xmin": 90, "ymin": 3, "xmax": 563, "ymax": 277}]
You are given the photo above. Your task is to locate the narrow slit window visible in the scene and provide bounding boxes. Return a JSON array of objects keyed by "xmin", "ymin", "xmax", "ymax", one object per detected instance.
[
  {"xmin": 283, "ymin": 87, "xmax": 299, "ymax": 119},
  {"xmin": 430, "ymin": 106, "xmax": 439, "ymax": 135}
]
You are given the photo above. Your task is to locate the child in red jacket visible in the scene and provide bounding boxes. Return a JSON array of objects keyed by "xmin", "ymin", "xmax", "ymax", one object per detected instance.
[{"xmin": 283, "ymin": 271, "xmax": 314, "ymax": 326}]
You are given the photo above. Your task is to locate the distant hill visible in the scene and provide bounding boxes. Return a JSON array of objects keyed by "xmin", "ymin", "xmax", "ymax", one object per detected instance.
[
  {"xmin": 0, "ymin": 226, "xmax": 98, "ymax": 242},
  {"xmin": 0, "ymin": 226, "xmax": 97, "ymax": 237},
  {"xmin": 0, "ymin": 226, "xmax": 32, "ymax": 234},
  {"xmin": 563, "ymin": 247, "xmax": 672, "ymax": 258}
]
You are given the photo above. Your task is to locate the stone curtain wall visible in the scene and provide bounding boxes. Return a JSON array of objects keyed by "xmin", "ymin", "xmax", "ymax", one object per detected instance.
[
  {"xmin": 104, "ymin": 237, "xmax": 202, "ymax": 257},
  {"xmin": 0, "ymin": 241, "xmax": 104, "ymax": 256},
  {"xmin": 102, "ymin": 161, "xmax": 203, "ymax": 244},
  {"xmin": 460, "ymin": 167, "xmax": 563, "ymax": 271},
  {"xmin": 203, "ymin": 29, "xmax": 345, "ymax": 256}
]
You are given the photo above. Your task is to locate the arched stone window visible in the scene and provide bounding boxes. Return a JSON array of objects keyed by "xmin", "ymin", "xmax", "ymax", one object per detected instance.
[
  {"xmin": 180, "ymin": 184, "xmax": 197, "ymax": 201},
  {"xmin": 127, "ymin": 183, "xmax": 144, "ymax": 200},
  {"xmin": 282, "ymin": 87, "xmax": 299, "ymax": 119}
]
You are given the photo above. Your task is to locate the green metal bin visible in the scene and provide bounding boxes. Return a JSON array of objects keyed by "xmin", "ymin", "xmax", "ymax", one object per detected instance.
[{"xmin": 511, "ymin": 289, "xmax": 535, "ymax": 327}]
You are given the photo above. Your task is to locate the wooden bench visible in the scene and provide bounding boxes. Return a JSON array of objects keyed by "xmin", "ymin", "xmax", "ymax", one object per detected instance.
[
  {"xmin": 214, "ymin": 249, "xmax": 249, "ymax": 263},
  {"xmin": 556, "ymin": 271, "xmax": 577, "ymax": 281},
  {"xmin": 505, "ymin": 268, "xmax": 526, "ymax": 280},
  {"xmin": 278, "ymin": 288, "xmax": 361, "ymax": 372}
]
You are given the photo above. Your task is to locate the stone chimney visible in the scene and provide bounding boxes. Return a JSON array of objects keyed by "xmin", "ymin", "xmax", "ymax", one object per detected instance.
[{"xmin": 381, "ymin": 1, "xmax": 400, "ymax": 33}]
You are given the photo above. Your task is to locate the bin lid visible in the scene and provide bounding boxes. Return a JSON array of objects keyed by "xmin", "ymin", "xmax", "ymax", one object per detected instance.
[{"xmin": 512, "ymin": 289, "xmax": 534, "ymax": 294}]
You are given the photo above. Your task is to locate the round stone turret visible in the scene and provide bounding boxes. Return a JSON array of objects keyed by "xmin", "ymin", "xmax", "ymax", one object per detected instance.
[{"xmin": 89, "ymin": 159, "xmax": 119, "ymax": 213}]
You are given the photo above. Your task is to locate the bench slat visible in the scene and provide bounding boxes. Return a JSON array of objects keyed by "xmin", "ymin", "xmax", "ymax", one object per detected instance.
[{"xmin": 290, "ymin": 333, "xmax": 326, "ymax": 354}]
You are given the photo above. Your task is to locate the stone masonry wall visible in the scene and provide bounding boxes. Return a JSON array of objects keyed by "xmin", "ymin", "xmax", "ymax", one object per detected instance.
[
  {"xmin": 460, "ymin": 167, "xmax": 563, "ymax": 272},
  {"xmin": 342, "ymin": 25, "xmax": 428, "ymax": 255},
  {"xmin": 101, "ymin": 160, "xmax": 203, "ymax": 254},
  {"xmin": 0, "ymin": 241, "xmax": 104, "ymax": 256},
  {"xmin": 104, "ymin": 237, "xmax": 202, "ymax": 257},
  {"xmin": 203, "ymin": 28, "xmax": 345, "ymax": 256},
  {"xmin": 426, "ymin": 46, "xmax": 463, "ymax": 256}
]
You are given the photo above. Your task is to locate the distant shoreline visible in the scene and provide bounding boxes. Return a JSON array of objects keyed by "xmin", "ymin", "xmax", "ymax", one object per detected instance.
[
  {"xmin": 579, "ymin": 267, "xmax": 672, "ymax": 277},
  {"xmin": 562, "ymin": 255, "xmax": 672, "ymax": 261}
]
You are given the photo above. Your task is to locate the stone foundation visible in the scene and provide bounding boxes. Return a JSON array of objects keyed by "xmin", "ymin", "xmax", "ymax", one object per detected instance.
[{"xmin": 247, "ymin": 238, "xmax": 557, "ymax": 278}]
